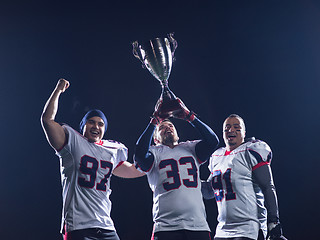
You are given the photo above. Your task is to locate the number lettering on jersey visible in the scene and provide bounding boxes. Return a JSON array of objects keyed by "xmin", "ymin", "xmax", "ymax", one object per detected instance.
[
  {"xmin": 159, "ymin": 156, "xmax": 198, "ymax": 191},
  {"xmin": 180, "ymin": 157, "xmax": 197, "ymax": 188},
  {"xmin": 78, "ymin": 155, "xmax": 113, "ymax": 191},
  {"xmin": 211, "ymin": 168, "xmax": 236, "ymax": 201},
  {"xmin": 159, "ymin": 159, "xmax": 181, "ymax": 191},
  {"xmin": 96, "ymin": 160, "xmax": 113, "ymax": 191}
]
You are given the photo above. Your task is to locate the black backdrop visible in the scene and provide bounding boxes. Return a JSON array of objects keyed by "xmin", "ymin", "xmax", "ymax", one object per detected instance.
[{"xmin": 0, "ymin": 1, "xmax": 319, "ymax": 239}]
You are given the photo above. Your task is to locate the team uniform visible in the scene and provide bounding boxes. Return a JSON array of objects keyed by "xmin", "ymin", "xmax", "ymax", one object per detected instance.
[
  {"xmin": 55, "ymin": 125, "xmax": 128, "ymax": 237},
  {"xmin": 136, "ymin": 140, "xmax": 211, "ymax": 235},
  {"xmin": 208, "ymin": 139, "xmax": 271, "ymax": 240}
]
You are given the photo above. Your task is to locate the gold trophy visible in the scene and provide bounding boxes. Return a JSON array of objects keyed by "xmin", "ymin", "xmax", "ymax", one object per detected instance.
[{"xmin": 132, "ymin": 33, "xmax": 181, "ymax": 118}]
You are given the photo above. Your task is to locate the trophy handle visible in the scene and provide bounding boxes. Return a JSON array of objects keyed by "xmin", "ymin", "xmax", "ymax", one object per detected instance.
[
  {"xmin": 167, "ymin": 33, "xmax": 178, "ymax": 62},
  {"xmin": 132, "ymin": 41, "xmax": 146, "ymax": 68}
]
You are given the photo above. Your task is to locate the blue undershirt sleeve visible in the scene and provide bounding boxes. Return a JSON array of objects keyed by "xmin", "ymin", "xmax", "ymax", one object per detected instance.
[
  {"xmin": 253, "ymin": 164, "xmax": 280, "ymax": 223},
  {"xmin": 192, "ymin": 117, "xmax": 219, "ymax": 163},
  {"xmin": 134, "ymin": 122, "xmax": 156, "ymax": 172}
]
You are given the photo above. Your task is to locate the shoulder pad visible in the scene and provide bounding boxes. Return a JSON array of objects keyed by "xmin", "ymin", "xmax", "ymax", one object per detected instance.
[
  {"xmin": 246, "ymin": 139, "xmax": 270, "ymax": 151},
  {"xmin": 246, "ymin": 139, "xmax": 272, "ymax": 163},
  {"xmin": 102, "ymin": 139, "xmax": 127, "ymax": 149}
]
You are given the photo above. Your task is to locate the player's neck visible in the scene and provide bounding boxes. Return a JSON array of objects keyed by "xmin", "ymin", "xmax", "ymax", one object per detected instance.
[
  {"xmin": 226, "ymin": 145, "xmax": 237, "ymax": 151},
  {"xmin": 162, "ymin": 141, "xmax": 178, "ymax": 149},
  {"xmin": 226, "ymin": 141, "xmax": 244, "ymax": 151}
]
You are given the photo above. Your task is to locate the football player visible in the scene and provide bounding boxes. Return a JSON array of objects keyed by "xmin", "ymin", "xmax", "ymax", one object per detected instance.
[
  {"xmin": 41, "ymin": 79, "xmax": 144, "ymax": 240},
  {"xmin": 202, "ymin": 114, "xmax": 287, "ymax": 240},
  {"xmin": 134, "ymin": 98, "xmax": 219, "ymax": 240}
]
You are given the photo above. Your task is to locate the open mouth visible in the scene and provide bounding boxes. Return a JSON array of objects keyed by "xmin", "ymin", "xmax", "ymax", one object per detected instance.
[
  {"xmin": 227, "ymin": 134, "xmax": 236, "ymax": 140},
  {"xmin": 90, "ymin": 130, "xmax": 100, "ymax": 136},
  {"xmin": 165, "ymin": 130, "xmax": 173, "ymax": 135}
]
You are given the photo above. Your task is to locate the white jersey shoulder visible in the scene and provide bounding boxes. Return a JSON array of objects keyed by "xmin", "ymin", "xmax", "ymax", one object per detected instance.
[
  {"xmin": 212, "ymin": 146, "xmax": 227, "ymax": 156},
  {"xmin": 62, "ymin": 124, "xmax": 84, "ymax": 139},
  {"xmin": 101, "ymin": 139, "xmax": 128, "ymax": 164},
  {"xmin": 150, "ymin": 140, "xmax": 200, "ymax": 152},
  {"xmin": 102, "ymin": 139, "xmax": 127, "ymax": 149},
  {"xmin": 211, "ymin": 139, "xmax": 271, "ymax": 160},
  {"xmin": 245, "ymin": 139, "xmax": 272, "ymax": 163},
  {"xmin": 149, "ymin": 140, "xmax": 200, "ymax": 168}
]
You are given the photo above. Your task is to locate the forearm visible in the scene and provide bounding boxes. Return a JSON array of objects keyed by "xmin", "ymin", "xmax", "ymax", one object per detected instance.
[
  {"xmin": 263, "ymin": 185, "xmax": 280, "ymax": 223},
  {"xmin": 134, "ymin": 121, "xmax": 156, "ymax": 171},
  {"xmin": 192, "ymin": 117, "xmax": 219, "ymax": 162},
  {"xmin": 201, "ymin": 180, "xmax": 215, "ymax": 200},
  {"xmin": 112, "ymin": 161, "xmax": 145, "ymax": 178},
  {"xmin": 41, "ymin": 88, "xmax": 62, "ymax": 124},
  {"xmin": 41, "ymin": 79, "xmax": 69, "ymax": 150},
  {"xmin": 253, "ymin": 164, "xmax": 280, "ymax": 223}
]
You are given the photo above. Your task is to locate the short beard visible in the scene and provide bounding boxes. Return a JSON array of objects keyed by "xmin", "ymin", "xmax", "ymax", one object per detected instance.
[
  {"xmin": 228, "ymin": 141, "xmax": 236, "ymax": 146},
  {"xmin": 161, "ymin": 134, "xmax": 178, "ymax": 146}
]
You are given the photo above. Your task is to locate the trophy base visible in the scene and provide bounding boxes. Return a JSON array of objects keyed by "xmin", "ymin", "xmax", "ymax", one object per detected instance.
[{"xmin": 158, "ymin": 99, "xmax": 182, "ymax": 119}]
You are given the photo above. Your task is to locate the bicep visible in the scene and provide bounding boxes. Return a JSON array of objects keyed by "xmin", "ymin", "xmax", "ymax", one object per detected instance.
[
  {"xmin": 41, "ymin": 119, "xmax": 67, "ymax": 150},
  {"xmin": 113, "ymin": 161, "xmax": 145, "ymax": 178},
  {"xmin": 253, "ymin": 164, "xmax": 274, "ymax": 190}
]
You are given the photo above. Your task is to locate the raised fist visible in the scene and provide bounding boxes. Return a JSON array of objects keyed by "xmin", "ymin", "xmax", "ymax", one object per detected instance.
[{"xmin": 55, "ymin": 78, "xmax": 70, "ymax": 93}]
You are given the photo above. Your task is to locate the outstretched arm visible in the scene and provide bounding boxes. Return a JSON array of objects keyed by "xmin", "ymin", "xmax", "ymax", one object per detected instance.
[
  {"xmin": 134, "ymin": 120, "xmax": 157, "ymax": 172},
  {"xmin": 112, "ymin": 161, "xmax": 145, "ymax": 178},
  {"xmin": 192, "ymin": 117, "xmax": 219, "ymax": 163},
  {"xmin": 171, "ymin": 98, "xmax": 219, "ymax": 162},
  {"xmin": 41, "ymin": 79, "xmax": 70, "ymax": 151}
]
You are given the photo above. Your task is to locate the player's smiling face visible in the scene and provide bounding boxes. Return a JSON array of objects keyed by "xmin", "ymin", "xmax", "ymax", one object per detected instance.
[
  {"xmin": 223, "ymin": 117, "xmax": 246, "ymax": 151},
  {"xmin": 83, "ymin": 116, "xmax": 105, "ymax": 143},
  {"xmin": 155, "ymin": 120, "xmax": 179, "ymax": 147}
]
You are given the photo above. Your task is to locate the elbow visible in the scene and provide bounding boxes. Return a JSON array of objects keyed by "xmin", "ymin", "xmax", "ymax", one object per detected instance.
[
  {"xmin": 207, "ymin": 135, "xmax": 220, "ymax": 151},
  {"xmin": 40, "ymin": 113, "xmax": 47, "ymax": 128},
  {"xmin": 134, "ymin": 153, "xmax": 153, "ymax": 172},
  {"xmin": 213, "ymin": 133, "xmax": 220, "ymax": 147},
  {"xmin": 133, "ymin": 149, "xmax": 144, "ymax": 166},
  {"xmin": 40, "ymin": 114, "xmax": 51, "ymax": 129},
  {"xmin": 40, "ymin": 113, "xmax": 57, "ymax": 133}
]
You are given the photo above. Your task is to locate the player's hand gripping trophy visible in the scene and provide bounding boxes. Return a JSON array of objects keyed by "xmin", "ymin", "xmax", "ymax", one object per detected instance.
[{"xmin": 132, "ymin": 33, "xmax": 183, "ymax": 121}]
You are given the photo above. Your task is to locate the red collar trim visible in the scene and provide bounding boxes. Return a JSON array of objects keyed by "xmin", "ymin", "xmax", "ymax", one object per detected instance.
[
  {"xmin": 225, "ymin": 150, "xmax": 232, "ymax": 156},
  {"xmin": 95, "ymin": 140, "xmax": 103, "ymax": 145}
]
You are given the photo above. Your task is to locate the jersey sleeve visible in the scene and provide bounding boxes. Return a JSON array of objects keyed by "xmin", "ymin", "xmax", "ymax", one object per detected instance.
[
  {"xmin": 116, "ymin": 144, "xmax": 128, "ymax": 166},
  {"xmin": 55, "ymin": 125, "xmax": 83, "ymax": 171},
  {"xmin": 56, "ymin": 125, "xmax": 76, "ymax": 155},
  {"xmin": 246, "ymin": 140, "xmax": 272, "ymax": 171},
  {"xmin": 142, "ymin": 145, "xmax": 157, "ymax": 172},
  {"xmin": 102, "ymin": 140, "xmax": 128, "ymax": 168}
]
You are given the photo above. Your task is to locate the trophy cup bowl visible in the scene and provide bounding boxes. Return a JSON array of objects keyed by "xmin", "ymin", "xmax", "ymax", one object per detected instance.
[{"xmin": 132, "ymin": 33, "xmax": 181, "ymax": 118}]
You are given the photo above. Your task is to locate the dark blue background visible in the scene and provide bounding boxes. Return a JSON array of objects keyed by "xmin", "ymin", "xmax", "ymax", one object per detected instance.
[{"xmin": 0, "ymin": 0, "xmax": 318, "ymax": 239}]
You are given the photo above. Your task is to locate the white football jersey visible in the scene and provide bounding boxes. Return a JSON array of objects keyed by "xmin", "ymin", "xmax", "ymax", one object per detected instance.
[
  {"xmin": 208, "ymin": 140, "xmax": 271, "ymax": 239},
  {"xmin": 56, "ymin": 125, "xmax": 128, "ymax": 233},
  {"xmin": 138, "ymin": 140, "xmax": 210, "ymax": 233}
]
